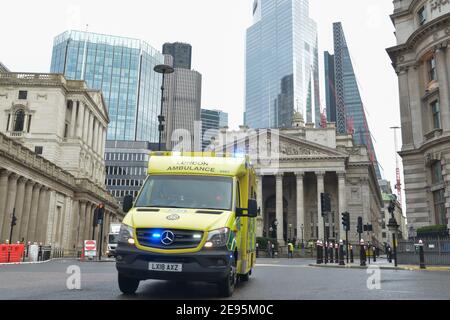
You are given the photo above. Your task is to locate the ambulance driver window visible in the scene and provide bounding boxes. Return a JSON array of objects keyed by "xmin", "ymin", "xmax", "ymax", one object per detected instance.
[{"xmin": 135, "ymin": 175, "xmax": 233, "ymax": 211}]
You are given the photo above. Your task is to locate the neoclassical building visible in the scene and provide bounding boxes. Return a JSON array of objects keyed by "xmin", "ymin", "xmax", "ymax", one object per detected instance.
[
  {"xmin": 387, "ymin": 0, "xmax": 450, "ymax": 230},
  {"xmin": 219, "ymin": 113, "xmax": 384, "ymax": 245},
  {"xmin": 0, "ymin": 72, "xmax": 122, "ymax": 254}
]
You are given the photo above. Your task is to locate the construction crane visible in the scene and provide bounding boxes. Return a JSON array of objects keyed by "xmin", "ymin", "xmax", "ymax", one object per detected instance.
[{"xmin": 390, "ymin": 126, "xmax": 402, "ymax": 205}]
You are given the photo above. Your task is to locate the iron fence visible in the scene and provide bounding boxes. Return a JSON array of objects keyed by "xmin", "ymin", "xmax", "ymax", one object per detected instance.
[{"xmin": 397, "ymin": 237, "xmax": 450, "ymax": 266}]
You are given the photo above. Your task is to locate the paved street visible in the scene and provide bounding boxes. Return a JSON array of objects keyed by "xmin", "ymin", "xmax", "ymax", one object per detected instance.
[{"xmin": 1, "ymin": 258, "xmax": 450, "ymax": 300}]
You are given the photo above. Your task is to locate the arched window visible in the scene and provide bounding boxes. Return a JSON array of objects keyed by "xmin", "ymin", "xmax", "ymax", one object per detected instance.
[{"xmin": 13, "ymin": 109, "xmax": 25, "ymax": 132}]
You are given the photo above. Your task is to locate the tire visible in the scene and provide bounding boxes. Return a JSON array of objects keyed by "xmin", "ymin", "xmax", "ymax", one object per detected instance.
[
  {"xmin": 118, "ymin": 273, "xmax": 140, "ymax": 295},
  {"xmin": 218, "ymin": 265, "xmax": 236, "ymax": 297}
]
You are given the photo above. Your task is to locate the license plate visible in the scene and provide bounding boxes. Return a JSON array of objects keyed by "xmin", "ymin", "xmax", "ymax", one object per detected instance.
[{"xmin": 149, "ymin": 262, "xmax": 183, "ymax": 272}]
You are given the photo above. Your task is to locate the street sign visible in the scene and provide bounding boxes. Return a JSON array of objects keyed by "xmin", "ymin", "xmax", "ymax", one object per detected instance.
[{"xmin": 84, "ymin": 240, "xmax": 97, "ymax": 257}]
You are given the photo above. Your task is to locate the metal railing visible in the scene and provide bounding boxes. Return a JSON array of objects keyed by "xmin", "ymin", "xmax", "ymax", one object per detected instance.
[{"xmin": 397, "ymin": 237, "xmax": 450, "ymax": 266}]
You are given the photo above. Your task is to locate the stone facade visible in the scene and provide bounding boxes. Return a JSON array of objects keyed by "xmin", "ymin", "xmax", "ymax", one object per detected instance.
[
  {"xmin": 219, "ymin": 113, "xmax": 384, "ymax": 246},
  {"xmin": 0, "ymin": 73, "xmax": 108, "ymax": 187},
  {"xmin": 387, "ymin": 0, "xmax": 450, "ymax": 231},
  {"xmin": 0, "ymin": 72, "xmax": 122, "ymax": 254}
]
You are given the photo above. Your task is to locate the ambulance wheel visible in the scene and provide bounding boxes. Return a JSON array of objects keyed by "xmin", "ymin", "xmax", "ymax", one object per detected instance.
[
  {"xmin": 118, "ymin": 273, "xmax": 140, "ymax": 295},
  {"xmin": 218, "ymin": 256, "xmax": 237, "ymax": 297}
]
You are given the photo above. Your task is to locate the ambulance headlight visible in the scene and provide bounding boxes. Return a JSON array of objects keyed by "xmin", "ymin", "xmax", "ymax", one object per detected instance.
[
  {"xmin": 118, "ymin": 224, "xmax": 135, "ymax": 245},
  {"xmin": 204, "ymin": 228, "xmax": 230, "ymax": 248}
]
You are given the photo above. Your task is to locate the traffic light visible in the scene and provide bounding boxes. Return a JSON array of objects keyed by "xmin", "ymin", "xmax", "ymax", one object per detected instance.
[
  {"xmin": 341, "ymin": 212, "xmax": 350, "ymax": 231},
  {"xmin": 11, "ymin": 215, "xmax": 17, "ymax": 227},
  {"xmin": 93, "ymin": 204, "xmax": 105, "ymax": 227},
  {"xmin": 321, "ymin": 193, "xmax": 331, "ymax": 216},
  {"xmin": 357, "ymin": 217, "xmax": 363, "ymax": 234}
]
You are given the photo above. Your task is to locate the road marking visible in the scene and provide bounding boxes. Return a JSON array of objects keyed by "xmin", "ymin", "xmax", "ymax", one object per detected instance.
[{"xmin": 256, "ymin": 264, "xmax": 309, "ymax": 268}]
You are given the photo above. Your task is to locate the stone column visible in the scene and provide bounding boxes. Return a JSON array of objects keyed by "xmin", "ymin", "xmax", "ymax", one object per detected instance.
[
  {"xmin": 83, "ymin": 108, "xmax": 90, "ymax": 142},
  {"xmin": 436, "ymin": 47, "xmax": 450, "ymax": 131},
  {"xmin": 316, "ymin": 172, "xmax": 325, "ymax": 240},
  {"xmin": 77, "ymin": 201, "xmax": 87, "ymax": 248},
  {"xmin": 96, "ymin": 123, "xmax": 102, "ymax": 155},
  {"xmin": 12, "ymin": 177, "xmax": 27, "ymax": 243},
  {"xmin": 69, "ymin": 200, "xmax": 80, "ymax": 251},
  {"xmin": 35, "ymin": 187, "xmax": 51, "ymax": 244},
  {"xmin": 70, "ymin": 100, "xmax": 77, "ymax": 138},
  {"xmin": 92, "ymin": 120, "xmax": 98, "ymax": 152},
  {"xmin": 256, "ymin": 175, "xmax": 264, "ymax": 237},
  {"xmin": 1, "ymin": 174, "xmax": 19, "ymax": 242},
  {"xmin": 0, "ymin": 170, "xmax": 11, "ymax": 241},
  {"xmin": 295, "ymin": 172, "xmax": 305, "ymax": 244},
  {"xmin": 275, "ymin": 173, "xmax": 284, "ymax": 244},
  {"xmin": 27, "ymin": 184, "xmax": 41, "ymax": 243},
  {"xmin": 76, "ymin": 101, "xmax": 85, "ymax": 138},
  {"xmin": 88, "ymin": 114, "xmax": 94, "ymax": 148},
  {"xmin": 338, "ymin": 172, "xmax": 347, "ymax": 240},
  {"xmin": 18, "ymin": 180, "xmax": 35, "ymax": 242}
]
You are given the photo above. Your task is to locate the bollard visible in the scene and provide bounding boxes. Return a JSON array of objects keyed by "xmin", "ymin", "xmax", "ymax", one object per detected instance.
[
  {"xmin": 367, "ymin": 242, "xmax": 371, "ymax": 265},
  {"xmin": 418, "ymin": 240, "xmax": 426, "ymax": 269},
  {"xmin": 339, "ymin": 240, "xmax": 345, "ymax": 266},
  {"xmin": 373, "ymin": 247, "xmax": 377, "ymax": 262},
  {"xmin": 388, "ymin": 247, "xmax": 392, "ymax": 264},
  {"xmin": 316, "ymin": 240, "xmax": 323, "ymax": 264},
  {"xmin": 328, "ymin": 242, "xmax": 334, "ymax": 263},
  {"xmin": 324, "ymin": 242, "xmax": 328, "ymax": 264},
  {"xmin": 350, "ymin": 245, "xmax": 354, "ymax": 263},
  {"xmin": 335, "ymin": 244, "xmax": 339, "ymax": 264},
  {"xmin": 360, "ymin": 239, "xmax": 366, "ymax": 267}
]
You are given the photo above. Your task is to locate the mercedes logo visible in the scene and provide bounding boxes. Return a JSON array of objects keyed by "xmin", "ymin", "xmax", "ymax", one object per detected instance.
[{"xmin": 161, "ymin": 230, "xmax": 175, "ymax": 246}]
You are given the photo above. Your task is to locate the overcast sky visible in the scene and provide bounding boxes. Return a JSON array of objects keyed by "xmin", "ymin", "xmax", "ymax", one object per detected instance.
[{"xmin": 0, "ymin": 0, "xmax": 404, "ymax": 201}]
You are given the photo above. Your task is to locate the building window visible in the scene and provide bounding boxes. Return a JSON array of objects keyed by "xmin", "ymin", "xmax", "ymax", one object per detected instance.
[
  {"xmin": 13, "ymin": 110, "xmax": 25, "ymax": 132},
  {"xmin": 431, "ymin": 161, "xmax": 443, "ymax": 184},
  {"xmin": 433, "ymin": 189, "xmax": 447, "ymax": 225},
  {"xmin": 428, "ymin": 56, "xmax": 437, "ymax": 82},
  {"xmin": 418, "ymin": 6, "xmax": 426, "ymax": 25},
  {"xmin": 18, "ymin": 91, "xmax": 28, "ymax": 100},
  {"xmin": 431, "ymin": 100, "xmax": 441, "ymax": 129},
  {"xmin": 35, "ymin": 146, "xmax": 43, "ymax": 155}
]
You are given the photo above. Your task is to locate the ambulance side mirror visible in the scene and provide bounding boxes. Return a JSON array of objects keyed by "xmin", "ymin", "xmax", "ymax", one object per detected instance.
[
  {"xmin": 123, "ymin": 195, "xmax": 134, "ymax": 213},
  {"xmin": 236, "ymin": 199, "xmax": 258, "ymax": 218},
  {"xmin": 247, "ymin": 199, "xmax": 258, "ymax": 218}
]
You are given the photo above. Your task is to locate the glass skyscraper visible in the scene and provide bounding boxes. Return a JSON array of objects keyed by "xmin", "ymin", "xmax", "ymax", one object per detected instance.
[
  {"xmin": 50, "ymin": 30, "xmax": 164, "ymax": 142},
  {"xmin": 245, "ymin": 0, "xmax": 320, "ymax": 129},
  {"xmin": 328, "ymin": 22, "xmax": 381, "ymax": 178}
]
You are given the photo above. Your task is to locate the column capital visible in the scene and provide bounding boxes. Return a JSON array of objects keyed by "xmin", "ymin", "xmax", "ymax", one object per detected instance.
[
  {"xmin": 17, "ymin": 176, "xmax": 28, "ymax": 184},
  {"xmin": 275, "ymin": 173, "xmax": 284, "ymax": 180},
  {"xmin": 337, "ymin": 172, "xmax": 346, "ymax": 179},
  {"xmin": 294, "ymin": 171, "xmax": 305, "ymax": 178},
  {"xmin": 25, "ymin": 180, "xmax": 36, "ymax": 187},
  {"xmin": 315, "ymin": 171, "xmax": 325, "ymax": 178},
  {"xmin": 8, "ymin": 173, "xmax": 19, "ymax": 181}
]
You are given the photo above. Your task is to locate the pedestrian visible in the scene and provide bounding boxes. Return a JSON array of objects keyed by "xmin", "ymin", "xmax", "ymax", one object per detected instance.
[{"xmin": 288, "ymin": 241, "xmax": 294, "ymax": 259}]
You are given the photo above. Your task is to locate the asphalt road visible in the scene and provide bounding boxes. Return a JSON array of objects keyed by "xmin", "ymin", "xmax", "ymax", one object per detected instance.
[{"xmin": 1, "ymin": 258, "xmax": 450, "ymax": 300}]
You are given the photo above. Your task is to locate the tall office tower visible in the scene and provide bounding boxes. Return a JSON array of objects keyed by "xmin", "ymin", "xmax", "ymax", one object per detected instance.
[
  {"xmin": 245, "ymin": 0, "xmax": 320, "ymax": 129},
  {"xmin": 331, "ymin": 22, "xmax": 381, "ymax": 178},
  {"xmin": 200, "ymin": 109, "xmax": 229, "ymax": 150},
  {"xmin": 324, "ymin": 52, "xmax": 336, "ymax": 123},
  {"xmin": 0, "ymin": 62, "xmax": 9, "ymax": 73},
  {"xmin": 50, "ymin": 30, "xmax": 164, "ymax": 142},
  {"xmin": 162, "ymin": 42, "xmax": 192, "ymax": 69},
  {"xmin": 162, "ymin": 48, "xmax": 202, "ymax": 151}
]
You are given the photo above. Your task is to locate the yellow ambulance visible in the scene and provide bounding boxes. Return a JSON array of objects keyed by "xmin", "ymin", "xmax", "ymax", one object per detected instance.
[{"xmin": 115, "ymin": 152, "xmax": 258, "ymax": 297}]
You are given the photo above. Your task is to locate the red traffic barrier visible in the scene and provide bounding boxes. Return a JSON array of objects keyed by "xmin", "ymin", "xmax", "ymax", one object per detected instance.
[
  {"xmin": 0, "ymin": 245, "xmax": 8, "ymax": 263},
  {"xmin": 9, "ymin": 244, "xmax": 25, "ymax": 263}
]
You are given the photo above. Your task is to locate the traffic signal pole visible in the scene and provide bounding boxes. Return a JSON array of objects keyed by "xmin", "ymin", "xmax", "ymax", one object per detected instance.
[{"xmin": 9, "ymin": 208, "xmax": 16, "ymax": 244}]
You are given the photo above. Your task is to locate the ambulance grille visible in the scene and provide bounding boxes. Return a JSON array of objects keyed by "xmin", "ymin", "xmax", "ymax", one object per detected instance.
[{"xmin": 136, "ymin": 229, "xmax": 204, "ymax": 249}]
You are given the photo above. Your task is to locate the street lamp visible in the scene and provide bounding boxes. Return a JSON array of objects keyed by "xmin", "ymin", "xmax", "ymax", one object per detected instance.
[
  {"xmin": 387, "ymin": 195, "xmax": 399, "ymax": 267},
  {"xmin": 154, "ymin": 64, "xmax": 175, "ymax": 151}
]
